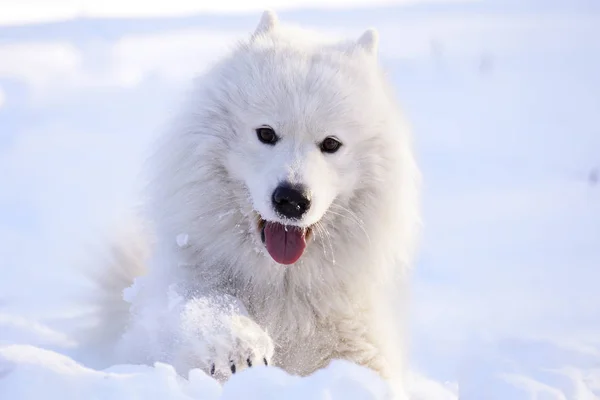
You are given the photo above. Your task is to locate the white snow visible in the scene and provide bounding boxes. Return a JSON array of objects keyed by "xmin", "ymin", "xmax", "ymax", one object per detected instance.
[
  {"xmin": 0, "ymin": 314, "xmax": 391, "ymax": 399},
  {"xmin": 176, "ymin": 233, "xmax": 189, "ymax": 248},
  {"xmin": 1, "ymin": 1, "xmax": 599, "ymax": 399},
  {"xmin": 0, "ymin": 0, "xmax": 471, "ymax": 26},
  {"xmin": 0, "ymin": 345, "xmax": 392, "ymax": 400}
]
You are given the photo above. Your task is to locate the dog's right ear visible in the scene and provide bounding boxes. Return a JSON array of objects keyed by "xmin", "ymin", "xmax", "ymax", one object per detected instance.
[
  {"xmin": 252, "ymin": 10, "xmax": 279, "ymax": 39},
  {"xmin": 356, "ymin": 28, "xmax": 379, "ymax": 55}
]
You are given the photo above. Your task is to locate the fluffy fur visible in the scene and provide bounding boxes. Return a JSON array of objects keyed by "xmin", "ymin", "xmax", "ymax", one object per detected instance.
[{"xmin": 83, "ymin": 10, "xmax": 420, "ymax": 399}]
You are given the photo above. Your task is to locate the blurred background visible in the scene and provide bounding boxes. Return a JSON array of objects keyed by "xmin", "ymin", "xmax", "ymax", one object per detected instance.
[{"xmin": 1, "ymin": 0, "xmax": 599, "ymax": 398}]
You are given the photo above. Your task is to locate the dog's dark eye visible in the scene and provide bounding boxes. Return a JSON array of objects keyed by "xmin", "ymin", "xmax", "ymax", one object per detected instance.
[
  {"xmin": 256, "ymin": 126, "xmax": 278, "ymax": 145},
  {"xmin": 320, "ymin": 137, "xmax": 342, "ymax": 154}
]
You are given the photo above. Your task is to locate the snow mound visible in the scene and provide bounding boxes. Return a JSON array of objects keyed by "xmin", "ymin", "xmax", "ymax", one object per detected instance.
[
  {"xmin": 0, "ymin": 313, "xmax": 395, "ymax": 400},
  {"xmin": 0, "ymin": 345, "xmax": 221, "ymax": 400},
  {"xmin": 0, "ymin": 344, "xmax": 391, "ymax": 400},
  {"xmin": 0, "ymin": 312, "xmax": 457, "ymax": 399}
]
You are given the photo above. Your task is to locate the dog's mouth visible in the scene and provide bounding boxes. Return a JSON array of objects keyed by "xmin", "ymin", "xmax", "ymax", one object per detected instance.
[{"xmin": 257, "ymin": 216, "xmax": 313, "ymax": 265}]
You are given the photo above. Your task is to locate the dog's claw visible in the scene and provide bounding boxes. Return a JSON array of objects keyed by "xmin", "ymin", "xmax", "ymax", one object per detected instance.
[
  {"xmin": 210, "ymin": 364, "xmax": 215, "ymax": 375},
  {"xmin": 263, "ymin": 357, "xmax": 268, "ymax": 366},
  {"xmin": 230, "ymin": 363, "xmax": 236, "ymax": 374},
  {"xmin": 247, "ymin": 358, "xmax": 252, "ymax": 367}
]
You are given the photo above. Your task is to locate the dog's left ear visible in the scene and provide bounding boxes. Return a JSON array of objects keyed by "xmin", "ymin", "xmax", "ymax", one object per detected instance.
[
  {"xmin": 356, "ymin": 28, "xmax": 379, "ymax": 55},
  {"xmin": 252, "ymin": 10, "xmax": 279, "ymax": 39}
]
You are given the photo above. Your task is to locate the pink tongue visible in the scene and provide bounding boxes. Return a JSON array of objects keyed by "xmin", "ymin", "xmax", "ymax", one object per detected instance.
[{"xmin": 264, "ymin": 222, "xmax": 306, "ymax": 265}]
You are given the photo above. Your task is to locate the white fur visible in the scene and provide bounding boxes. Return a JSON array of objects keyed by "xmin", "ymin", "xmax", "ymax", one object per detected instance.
[{"xmin": 82, "ymin": 11, "xmax": 420, "ymax": 399}]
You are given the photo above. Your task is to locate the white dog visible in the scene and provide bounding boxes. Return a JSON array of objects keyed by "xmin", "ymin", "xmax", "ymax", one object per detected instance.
[{"xmin": 83, "ymin": 10, "xmax": 420, "ymax": 399}]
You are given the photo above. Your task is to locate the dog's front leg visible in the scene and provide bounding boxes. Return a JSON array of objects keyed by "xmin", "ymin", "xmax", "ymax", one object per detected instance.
[
  {"xmin": 331, "ymin": 316, "xmax": 409, "ymax": 399},
  {"xmin": 330, "ymin": 313, "xmax": 393, "ymax": 378},
  {"xmin": 172, "ymin": 293, "xmax": 274, "ymax": 381}
]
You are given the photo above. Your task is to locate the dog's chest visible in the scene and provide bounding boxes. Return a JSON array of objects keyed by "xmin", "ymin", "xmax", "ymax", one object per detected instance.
[
  {"xmin": 246, "ymin": 287, "xmax": 350, "ymax": 376},
  {"xmin": 273, "ymin": 327, "xmax": 339, "ymax": 376}
]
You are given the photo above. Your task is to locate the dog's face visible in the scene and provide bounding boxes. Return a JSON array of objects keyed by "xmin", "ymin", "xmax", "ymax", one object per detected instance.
[
  {"xmin": 224, "ymin": 95, "xmax": 363, "ymax": 265},
  {"xmin": 217, "ymin": 15, "xmax": 385, "ymax": 265},
  {"xmin": 228, "ymin": 116, "xmax": 357, "ymax": 265}
]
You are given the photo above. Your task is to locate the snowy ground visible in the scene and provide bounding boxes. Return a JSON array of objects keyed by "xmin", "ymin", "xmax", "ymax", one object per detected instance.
[{"xmin": 1, "ymin": 0, "xmax": 599, "ymax": 399}]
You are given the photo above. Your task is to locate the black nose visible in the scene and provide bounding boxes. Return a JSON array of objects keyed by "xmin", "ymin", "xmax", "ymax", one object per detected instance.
[{"xmin": 272, "ymin": 183, "xmax": 311, "ymax": 220}]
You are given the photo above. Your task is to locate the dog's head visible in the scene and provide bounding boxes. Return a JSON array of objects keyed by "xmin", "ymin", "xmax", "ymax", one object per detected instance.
[{"xmin": 176, "ymin": 11, "xmax": 415, "ymax": 267}]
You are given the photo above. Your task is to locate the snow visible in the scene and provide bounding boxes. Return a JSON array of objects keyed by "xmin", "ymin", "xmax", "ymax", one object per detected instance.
[
  {"xmin": 0, "ymin": 344, "xmax": 223, "ymax": 400},
  {"xmin": 176, "ymin": 233, "xmax": 189, "ymax": 248},
  {"xmin": 0, "ymin": 345, "xmax": 389, "ymax": 400},
  {"xmin": 1, "ymin": 1, "xmax": 599, "ymax": 399},
  {"xmin": 0, "ymin": 0, "xmax": 469, "ymax": 26},
  {"xmin": 0, "ymin": 313, "xmax": 390, "ymax": 400}
]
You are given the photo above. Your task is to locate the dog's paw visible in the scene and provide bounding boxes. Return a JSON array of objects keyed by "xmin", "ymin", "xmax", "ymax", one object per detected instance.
[
  {"xmin": 209, "ymin": 313, "xmax": 274, "ymax": 379},
  {"xmin": 176, "ymin": 297, "xmax": 274, "ymax": 380}
]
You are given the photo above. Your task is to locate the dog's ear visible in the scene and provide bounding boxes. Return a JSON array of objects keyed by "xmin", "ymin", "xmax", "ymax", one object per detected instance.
[
  {"xmin": 356, "ymin": 28, "xmax": 379, "ymax": 55},
  {"xmin": 252, "ymin": 10, "xmax": 279, "ymax": 39}
]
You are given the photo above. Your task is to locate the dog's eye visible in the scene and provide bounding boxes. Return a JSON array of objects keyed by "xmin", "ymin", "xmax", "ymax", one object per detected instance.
[
  {"xmin": 256, "ymin": 126, "xmax": 278, "ymax": 145},
  {"xmin": 320, "ymin": 137, "xmax": 342, "ymax": 154}
]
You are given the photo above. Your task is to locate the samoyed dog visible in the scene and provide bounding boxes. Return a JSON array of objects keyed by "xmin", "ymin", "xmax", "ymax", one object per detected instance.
[{"xmin": 83, "ymin": 10, "xmax": 420, "ymax": 399}]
